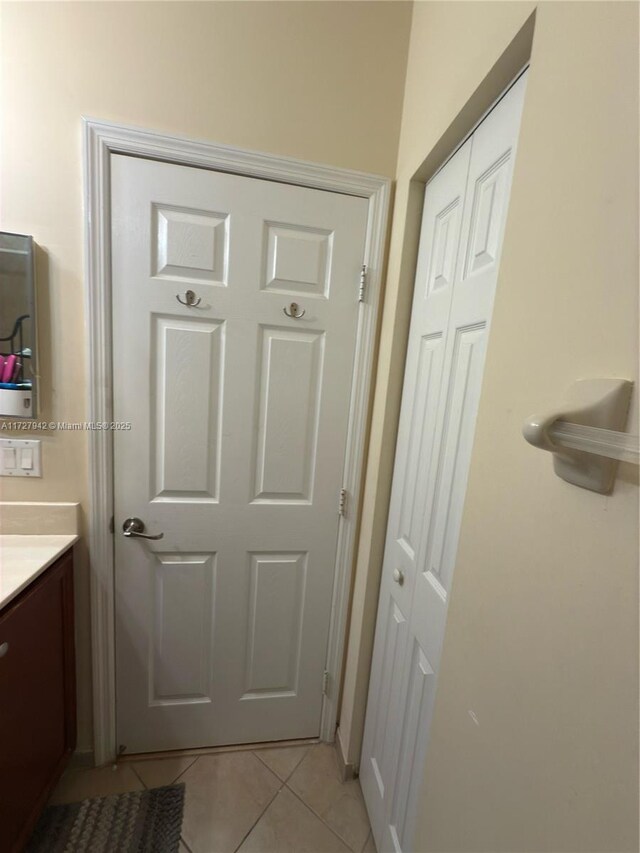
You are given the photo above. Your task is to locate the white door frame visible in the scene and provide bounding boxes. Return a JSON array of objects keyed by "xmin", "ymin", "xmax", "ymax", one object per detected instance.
[{"xmin": 82, "ymin": 118, "xmax": 390, "ymax": 765}]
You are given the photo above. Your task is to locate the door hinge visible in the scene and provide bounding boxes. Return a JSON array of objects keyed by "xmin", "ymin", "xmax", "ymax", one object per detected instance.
[
  {"xmin": 358, "ymin": 264, "xmax": 367, "ymax": 303},
  {"xmin": 322, "ymin": 670, "xmax": 330, "ymax": 697},
  {"xmin": 338, "ymin": 487, "xmax": 347, "ymax": 517},
  {"xmin": 109, "ymin": 515, "xmax": 114, "ymax": 534}
]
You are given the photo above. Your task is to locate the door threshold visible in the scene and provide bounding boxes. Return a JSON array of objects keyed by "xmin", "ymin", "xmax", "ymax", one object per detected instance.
[{"xmin": 118, "ymin": 736, "xmax": 320, "ymax": 763}]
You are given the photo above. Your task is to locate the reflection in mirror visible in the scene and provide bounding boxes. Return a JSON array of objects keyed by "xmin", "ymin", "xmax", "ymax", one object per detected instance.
[{"xmin": 0, "ymin": 233, "xmax": 37, "ymax": 418}]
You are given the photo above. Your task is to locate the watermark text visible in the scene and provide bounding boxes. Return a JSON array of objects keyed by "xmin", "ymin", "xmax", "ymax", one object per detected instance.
[{"xmin": 0, "ymin": 421, "xmax": 132, "ymax": 431}]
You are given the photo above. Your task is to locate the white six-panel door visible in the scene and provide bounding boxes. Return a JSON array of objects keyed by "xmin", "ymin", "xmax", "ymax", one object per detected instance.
[
  {"xmin": 111, "ymin": 155, "xmax": 369, "ymax": 753},
  {"xmin": 360, "ymin": 71, "xmax": 527, "ymax": 852}
]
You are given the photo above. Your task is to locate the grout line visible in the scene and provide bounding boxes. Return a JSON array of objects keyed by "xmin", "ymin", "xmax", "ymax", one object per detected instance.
[
  {"xmin": 232, "ymin": 777, "xmax": 285, "ymax": 853},
  {"xmin": 129, "ymin": 764, "xmax": 148, "ymax": 790},
  {"xmin": 285, "ymin": 784, "xmax": 363, "ymax": 851},
  {"xmin": 180, "ymin": 836, "xmax": 194, "ymax": 853},
  {"xmin": 247, "ymin": 752, "xmax": 284, "ymax": 789},
  {"xmin": 283, "ymin": 744, "xmax": 312, "ymax": 780},
  {"xmin": 282, "ymin": 743, "xmax": 370, "ymax": 851},
  {"xmin": 170, "ymin": 755, "xmax": 199, "ymax": 785},
  {"xmin": 252, "ymin": 749, "xmax": 281, "ymax": 779},
  {"xmin": 252, "ymin": 744, "xmax": 310, "ymax": 783},
  {"xmin": 126, "ymin": 755, "xmax": 198, "ymax": 789}
]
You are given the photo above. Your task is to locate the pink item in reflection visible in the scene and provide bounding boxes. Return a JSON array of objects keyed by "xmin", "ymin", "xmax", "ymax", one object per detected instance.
[{"xmin": 1, "ymin": 355, "xmax": 17, "ymax": 383}]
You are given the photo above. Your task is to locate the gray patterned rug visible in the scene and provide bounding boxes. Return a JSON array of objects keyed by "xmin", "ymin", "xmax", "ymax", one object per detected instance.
[{"xmin": 26, "ymin": 783, "xmax": 185, "ymax": 853}]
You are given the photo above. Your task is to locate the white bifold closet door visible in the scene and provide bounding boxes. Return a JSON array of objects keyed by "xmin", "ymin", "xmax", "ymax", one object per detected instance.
[{"xmin": 360, "ymin": 71, "xmax": 527, "ymax": 852}]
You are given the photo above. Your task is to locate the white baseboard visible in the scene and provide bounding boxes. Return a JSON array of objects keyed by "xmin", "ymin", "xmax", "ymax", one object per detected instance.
[
  {"xmin": 69, "ymin": 749, "xmax": 95, "ymax": 768},
  {"xmin": 336, "ymin": 727, "xmax": 357, "ymax": 781}
]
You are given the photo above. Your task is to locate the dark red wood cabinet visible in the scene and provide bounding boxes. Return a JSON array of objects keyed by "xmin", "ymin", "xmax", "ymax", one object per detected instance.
[{"xmin": 0, "ymin": 548, "xmax": 76, "ymax": 853}]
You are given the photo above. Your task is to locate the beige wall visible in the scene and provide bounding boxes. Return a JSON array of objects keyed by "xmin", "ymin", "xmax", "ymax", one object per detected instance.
[
  {"xmin": 0, "ymin": 0, "xmax": 412, "ymax": 751},
  {"xmin": 341, "ymin": 2, "xmax": 639, "ymax": 852},
  {"xmin": 3, "ymin": 4, "xmax": 638, "ymax": 846}
]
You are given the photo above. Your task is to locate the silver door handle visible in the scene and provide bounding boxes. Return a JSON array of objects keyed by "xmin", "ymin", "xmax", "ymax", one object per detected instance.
[
  {"xmin": 122, "ymin": 517, "xmax": 164, "ymax": 540},
  {"xmin": 0, "ymin": 642, "xmax": 8, "ymax": 658},
  {"xmin": 393, "ymin": 568, "xmax": 404, "ymax": 586}
]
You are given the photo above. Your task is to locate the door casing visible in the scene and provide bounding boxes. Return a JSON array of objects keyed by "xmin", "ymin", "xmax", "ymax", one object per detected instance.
[{"xmin": 83, "ymin": 118, "xmax": 390, "ymax": 765}]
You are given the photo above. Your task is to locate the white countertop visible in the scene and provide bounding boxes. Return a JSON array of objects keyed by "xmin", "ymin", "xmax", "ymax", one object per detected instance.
[{"xmin": 0, "ymin": 534, "xmax": 78, "ymax": 610}]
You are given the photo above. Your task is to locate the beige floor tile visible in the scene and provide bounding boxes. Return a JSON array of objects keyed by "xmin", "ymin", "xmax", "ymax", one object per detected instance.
[
  {"xmin": 254, "ymin": 745, "xmax": 309, "ymax": 781},
  {"xmin": 288, "ymin": 744, "xmax": 339, "ymax": 813},
  {"xmin": 131, "ymin": 756, "xmax": 196, "ymax": 789},
  {"xmin": 362, "ymin": 831, "xmax": 377, "ymax": 853},
  {"xmin": 237, "ymin": 787, "xmax": 350, "ymax": 853},
  {"xmin": 323, "ymin": 786, "xmax": 370, "ymax": 853},
  {"xmin": 288, "ymin": 744, "xmax": 370, "ymax": 852},
  {"xmin": 180, "ymin": 751, "xmax": 281, "ymax": 853},
  {"xmin": 48, "ymin": 763, "xmax": 143, "ymax": 804}
]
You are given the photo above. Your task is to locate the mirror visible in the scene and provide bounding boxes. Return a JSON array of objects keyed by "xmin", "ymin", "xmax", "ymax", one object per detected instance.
[{"xmin": 0, "ymin": 232, "xmax": 37, "ymax": 418}]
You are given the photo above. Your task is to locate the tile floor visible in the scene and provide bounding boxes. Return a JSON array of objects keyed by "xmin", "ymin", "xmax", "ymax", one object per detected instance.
[{"xmin": 49, "ymin": 742, "xmax": 376, "ymax": 853}]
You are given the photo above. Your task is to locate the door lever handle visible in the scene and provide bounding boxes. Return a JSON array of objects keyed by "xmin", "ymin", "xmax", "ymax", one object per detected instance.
[{"xmin": 122, "ymin": 517, "xmax": 164, "ymax": 540}]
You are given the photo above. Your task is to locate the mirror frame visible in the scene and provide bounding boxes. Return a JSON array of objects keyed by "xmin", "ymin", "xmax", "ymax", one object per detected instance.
[{"xmin": 0, "ymin": 232, "xmax": 37, "ymax": 420}]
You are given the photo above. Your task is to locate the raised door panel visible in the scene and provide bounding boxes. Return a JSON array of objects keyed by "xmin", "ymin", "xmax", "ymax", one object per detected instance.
[
  {"xmin": 425, "ymin": 197, "xmax": 463, "ymax": 296},
  {"xmin": 422, "ymin": 323, "xmax": 487, "ymax": 599},
  {"xmin": 456, "ymin": 72, "xmax": 528, "ymax": 300},
  {"xmin": 263, "ymin": 222, "xmax": 333, "ymax": 298},
  {"xmin": 242, "ymin": 552, "xmax": 307, "ymax": 698},
  {"xmin": 387, "ymin": 640, "xmax": 436, "ymax": 853},
  {"xmin": 252, "ymin": 326, "xmax": 324, "ymax": 503},
  {"xmin": 360, "ymin": 594, "xmax": 407, "ymax": 838},
  {"xmin": 462, "ymin": 153, "xmax": 511, "ymax": 279},
  {"xmin": 153, "ymin": 204, "xmax": 229, "ymax": 285},
  {"xmin": 373, "ymin": 602, "xmax": 410, "ymax": 802},
  {"xmin": 151, "ymin": 553, "xmax": 216, "ymax": 705},
  {"xmin": 414, "ymin": 137, "xmax": 472, "ymax": 329},
  {"xmin": 396, "ymin": 333, "xmax": 444, "ymax": 563},
  {"xmin": 151, "ymin": 317, "xmax": 224, "ymax": 503}
]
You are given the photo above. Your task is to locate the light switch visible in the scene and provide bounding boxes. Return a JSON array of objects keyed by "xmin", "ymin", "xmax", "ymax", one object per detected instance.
[{"xmin": 0, "ymin": 438, "xmax": 41, "ymax": 477}]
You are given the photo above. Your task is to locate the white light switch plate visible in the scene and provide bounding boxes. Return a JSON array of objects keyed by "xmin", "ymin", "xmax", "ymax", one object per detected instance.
[{"xmin": 0, "ymin": 438, "xmax": 42, "ymax": 477}]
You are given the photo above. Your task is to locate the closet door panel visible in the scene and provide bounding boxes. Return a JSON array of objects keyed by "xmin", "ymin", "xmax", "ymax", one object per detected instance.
[
  {"xmin": 361, "ymin": 71, "xmax": 528, "ymax": 853},
  {"xmin": 359, "ymin": 138, "xmax": 472, "ymax": 848}
]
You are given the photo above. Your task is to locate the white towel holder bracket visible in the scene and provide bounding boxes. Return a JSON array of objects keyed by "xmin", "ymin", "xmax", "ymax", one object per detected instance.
[{"xmin": 522, "ymin": 378, "xmax": 635, "ymax": 494}]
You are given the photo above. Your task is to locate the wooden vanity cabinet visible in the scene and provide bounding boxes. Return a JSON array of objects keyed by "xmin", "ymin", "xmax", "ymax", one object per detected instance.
[{"xmin": 0, "ymin": 548, "xmax": 76, "ymax": 853}]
